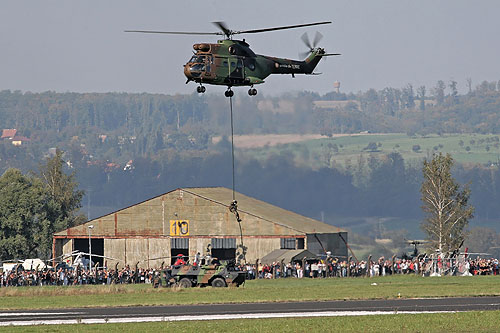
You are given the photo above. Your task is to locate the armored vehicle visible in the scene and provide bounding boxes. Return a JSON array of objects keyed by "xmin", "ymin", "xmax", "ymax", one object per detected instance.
[{"xmin": 161, "ymin": 260, "xmax": 245, "ymax": 288}]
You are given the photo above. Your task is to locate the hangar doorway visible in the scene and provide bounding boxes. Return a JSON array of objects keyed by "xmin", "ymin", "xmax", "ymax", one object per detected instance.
[
  {"xmin": 171, "ymin": 238, "xmax": 189, "ymax": 265},
  {"xmin": 211, "ymin": 238, "xmax": 236, "ymax": 261},
  {"xmin": 73, "ymin": 238, "xmax": 104, "ymax": 267}
]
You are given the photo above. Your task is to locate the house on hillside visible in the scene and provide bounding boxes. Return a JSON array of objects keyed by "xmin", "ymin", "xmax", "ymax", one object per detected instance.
[
  {"xmin": 1, "ymin": 129, "xmax": 30, "ymax": 146},
  {"xmin": 1, "ymin": 129, "xmax": 17, "ymax": 140},
  {"xmin": 11, "ymin": 136, "xmax": 30, "ymax": 146}
]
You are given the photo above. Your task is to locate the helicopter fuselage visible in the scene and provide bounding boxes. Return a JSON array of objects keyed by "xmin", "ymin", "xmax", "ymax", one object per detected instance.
[{"xmin": 184, "ymin": 39, "xmax": 324, "ymax": 87}]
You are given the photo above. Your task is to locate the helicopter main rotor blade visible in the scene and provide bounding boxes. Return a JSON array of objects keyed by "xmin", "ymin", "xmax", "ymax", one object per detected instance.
[
  {"xmin": 235, "ymin": 21, "xmax": 331, "ymax": 35},
  {"xmin": 212, "ymin": 21, "xmax": 232, "ymax": 38},
  {"xmin": 126, "ymin": 21, "xmax": 331, "ymax": 39},
  {"xmin": 124, "ymin": 30, "xmax": 222, "ymax": 36}
]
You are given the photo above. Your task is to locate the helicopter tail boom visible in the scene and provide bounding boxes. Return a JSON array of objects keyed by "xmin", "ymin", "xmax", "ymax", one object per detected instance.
[{"xmin": 269, "ymin": 50, "xmax": 328, "ymax": 76}]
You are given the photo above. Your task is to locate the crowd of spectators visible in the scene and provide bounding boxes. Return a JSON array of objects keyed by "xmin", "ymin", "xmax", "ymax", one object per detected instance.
[
  {"xmin": 245, "ymin": 256, "xmax": 500, "ymax": 279},
  {"xmin": 1, "ymin": 256, "xmax": 499, "ymax": 287},
  {"xmin": 0, "ymin": 264, "xmax": 160, "ymax": 287}
]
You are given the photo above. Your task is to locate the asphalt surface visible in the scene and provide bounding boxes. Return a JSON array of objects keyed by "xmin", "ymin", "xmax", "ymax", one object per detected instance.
[{"xmin": 1, "ymin": 297, "xmax": 500, "ymax": 324}]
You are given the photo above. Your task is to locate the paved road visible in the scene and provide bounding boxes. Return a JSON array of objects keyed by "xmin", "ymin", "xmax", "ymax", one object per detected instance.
[{"xmin": 1, "ymin": 297, "xmax": 500, "ymax": 326}]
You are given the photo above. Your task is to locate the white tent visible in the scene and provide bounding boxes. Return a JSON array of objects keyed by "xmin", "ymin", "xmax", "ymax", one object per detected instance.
[{"xmin": 22, "ymin": 258, "xmax": 47, "ymax": 270}]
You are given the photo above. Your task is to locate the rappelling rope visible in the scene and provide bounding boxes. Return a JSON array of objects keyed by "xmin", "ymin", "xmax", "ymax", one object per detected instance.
[
  {"xmin": 228, "ymin": 93, "xmax": 245, "ymax": 262},
  {"xmin": 230, "ymin": 94, "xmax": 236, "ymax": 201}
]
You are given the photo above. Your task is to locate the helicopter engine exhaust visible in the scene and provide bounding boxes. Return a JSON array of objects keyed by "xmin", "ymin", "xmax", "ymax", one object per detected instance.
[{"xmin": 193, "ymin": 43, "xmax": 210, "ymax": 52}]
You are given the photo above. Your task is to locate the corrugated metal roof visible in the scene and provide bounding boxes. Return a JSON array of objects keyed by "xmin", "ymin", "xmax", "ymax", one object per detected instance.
[{"xmin": 183, "ymin": 187, "xmax": 343, "ymax": 234}]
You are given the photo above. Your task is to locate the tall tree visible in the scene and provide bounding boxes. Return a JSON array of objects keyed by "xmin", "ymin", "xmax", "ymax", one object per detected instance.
[
  {"xmin": 448, "ymin": 80, "xmax": 458, "ymax": 105},
  {"xmin": 434, "ymin": 80, "xmax": 446, "ymax": 106},
  {"xmin": 37, "ymin": 149, "xmax": 85, "ymax": 232},
  {"xmin": 417, "ymin": 85, "xmax": 426, "ymax": 111},
  {"xmin": 0, "ymin": 169, "xmax": 48, "ymax": 260},
  {"xmin": 420, "ymin": 153, "xmax": 474, "ymax": 254},
  {"xmin": 402, "ymin": 84, "xmax": 415, "ymax": 109},
  {"xmin": 466, "ymin": 78, "xmax": 473, "ymax": 94}
]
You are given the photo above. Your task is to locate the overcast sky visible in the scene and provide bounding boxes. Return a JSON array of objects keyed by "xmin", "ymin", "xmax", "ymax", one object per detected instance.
[{"xmin": 1, "ymin": 1, "xmax": 500, "ymax": 96}]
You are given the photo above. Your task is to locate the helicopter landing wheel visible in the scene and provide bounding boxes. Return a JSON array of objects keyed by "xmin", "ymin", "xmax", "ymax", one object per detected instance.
[
  {"xmin": 225, "ymin": 89, "xmax": 234, "ymax": 98},
  {"xmin": 197, "ymin": 86, "xmax": 206, "ymax": 94},
  {"xmin": 248, "ymin": 88, "xmax": 257, "ymax": 96}
]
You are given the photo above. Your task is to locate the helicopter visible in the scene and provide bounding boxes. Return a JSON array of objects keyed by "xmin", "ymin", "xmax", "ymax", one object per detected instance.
[
  {"xmin": 125, "ymin": 21, "xmax": 340, "ymax": 97},
  {"xmin": 401, "ymin": 239, "xmax": 430, "ymax": 260}
]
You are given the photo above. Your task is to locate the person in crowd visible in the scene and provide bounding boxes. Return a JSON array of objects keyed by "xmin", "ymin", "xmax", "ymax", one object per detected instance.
[{"xmin": 173, "ymin": 254, "xmax": 186, "ymax": 266}]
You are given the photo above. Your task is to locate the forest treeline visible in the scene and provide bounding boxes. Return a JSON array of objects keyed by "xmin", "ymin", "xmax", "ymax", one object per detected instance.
[
  {"xmin": 1, "ymin": 78, "xmax": 500, "ymax": 170},
  {"xmin": 1, "ymin": 80, "xmax": 500, "ymax": 226},
  {"xmin": 75, "ymin": 150, "xmax": 500, "ymax": 224}
]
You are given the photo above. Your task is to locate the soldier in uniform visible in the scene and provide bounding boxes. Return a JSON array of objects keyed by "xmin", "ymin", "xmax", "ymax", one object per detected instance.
[{"xmin": 174, "ymin": 254, "xmax": 186, "ymax": 266}]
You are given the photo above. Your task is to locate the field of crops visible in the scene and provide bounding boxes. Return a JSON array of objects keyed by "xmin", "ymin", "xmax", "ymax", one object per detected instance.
[{"xmin": 241, "ymin": 133, "xmax": 500, "ymax": 168}]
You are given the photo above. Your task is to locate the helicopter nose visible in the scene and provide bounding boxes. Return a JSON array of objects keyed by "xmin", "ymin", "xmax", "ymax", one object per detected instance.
[
  {"xmin": 184, "ymin": 64, "xmax": 192, "ymax": 79},
  {"xmin": 184, "ymin": 63, "xmax": 203, "ymax": 79}
]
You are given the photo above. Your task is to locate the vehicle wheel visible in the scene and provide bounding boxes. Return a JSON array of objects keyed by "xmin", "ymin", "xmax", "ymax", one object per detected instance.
[
  {"xmin": 211, "ymin": 277, "xmax": 226, "ymax": 287},
  {"xmin": 201, "ymin": 86, "xmax": 206, "ymax": 93},
  {"xmin": 178, "ymin": 278, "xmax": 192, "ymax": 288},
  {"xmin": 197, "ymin": 86, "xmax": 202, "ymax": 93},
  {"xmin": 251, "ymin": 88, "xmax": 257, "ymax": 96}
]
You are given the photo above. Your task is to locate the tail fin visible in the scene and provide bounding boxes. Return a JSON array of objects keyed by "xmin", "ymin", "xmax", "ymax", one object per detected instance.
[
  {"xmin": 304, "ymin": 49, "xmax": 341, "ymax": 73},
  {"xmin": 303, "ymin": 49, "xmax": 325, "ymax": 74}
]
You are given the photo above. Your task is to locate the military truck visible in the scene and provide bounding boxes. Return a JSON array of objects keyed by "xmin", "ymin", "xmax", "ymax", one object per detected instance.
[{"xmin": 160, "ymin": 260, "xmax": 245, "ymax": 288}]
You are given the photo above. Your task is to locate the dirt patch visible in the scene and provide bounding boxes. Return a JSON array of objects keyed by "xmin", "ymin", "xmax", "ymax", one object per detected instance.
[{"xmin": 212, "ymin": 134, "xmax": 353, "ymax": 149}]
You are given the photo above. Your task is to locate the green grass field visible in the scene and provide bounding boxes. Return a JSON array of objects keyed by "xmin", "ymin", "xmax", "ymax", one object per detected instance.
[
  {"xmin": 6, "ymin": 311, "xmax": 500, "ymax": 333},
  {"xmin": 2, "ymin": 275, "xmax": 500, "ymax": 310},
  {"xmin": 242, "ymin": 133, "xmax": 500, "ymax": 168},
  {"xmin": 4, "ymin": 276, "xmax": 500, "ymax": 332}
]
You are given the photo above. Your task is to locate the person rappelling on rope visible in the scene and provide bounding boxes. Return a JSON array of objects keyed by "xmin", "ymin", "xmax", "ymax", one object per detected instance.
[{"xmin": 229, "ymin": 200, "xmax": 242, "ymax": 222}]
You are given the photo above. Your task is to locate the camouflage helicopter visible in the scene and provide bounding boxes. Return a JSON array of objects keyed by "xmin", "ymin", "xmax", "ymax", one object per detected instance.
[
  {"xmin": 125, "ymin": 21, "xmax": 339, "ymax": 97},
  {"xmin": 401, "ymin": 239, "xmax": 430, "ymax": 260}
]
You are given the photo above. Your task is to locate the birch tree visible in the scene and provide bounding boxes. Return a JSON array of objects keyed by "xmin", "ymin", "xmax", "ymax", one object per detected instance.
[
  {"xmin": 421, "ymin": 153, "xmax": 474, "ymax": 254},
  {"xmin": 37, "ymin": 149, "xmax": 85, "ymax": 233}
]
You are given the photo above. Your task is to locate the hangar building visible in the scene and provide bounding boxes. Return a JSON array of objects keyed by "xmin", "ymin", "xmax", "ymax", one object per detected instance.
[{"xmin": 53, "ymin": 187, "xmax": 347, "ymax": 267}]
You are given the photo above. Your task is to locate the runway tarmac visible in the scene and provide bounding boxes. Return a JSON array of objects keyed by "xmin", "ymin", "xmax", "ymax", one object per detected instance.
[{"xmin": 1, "ymin": 297, "xmax": 499, "ymax": 326}]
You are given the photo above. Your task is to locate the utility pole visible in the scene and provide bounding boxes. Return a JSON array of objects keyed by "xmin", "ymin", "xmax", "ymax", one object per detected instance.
[{"xmin": 88, "ymin": 225, "xmax": 94, "ymax": 271}]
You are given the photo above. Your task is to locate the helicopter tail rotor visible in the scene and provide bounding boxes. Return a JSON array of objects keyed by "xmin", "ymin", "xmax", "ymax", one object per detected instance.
[{"xmin": 300, "ymin": 31, "xmax": 323, "ymax": 59}]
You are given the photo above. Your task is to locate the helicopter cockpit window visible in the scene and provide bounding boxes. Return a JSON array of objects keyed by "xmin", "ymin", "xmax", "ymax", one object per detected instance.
[
  {"xmin": 190, "ymin": 63, "xmax": 205, "ymax": 72},
  {"xmin": 189, "ymin": 55, "xmax": 206, "ymax": 64}
]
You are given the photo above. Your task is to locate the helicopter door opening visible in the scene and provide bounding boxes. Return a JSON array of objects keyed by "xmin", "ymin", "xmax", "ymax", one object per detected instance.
[
  {"xmin": 171, "ymin": 238, "xmax": 189, "ymax": 265},
  {"xmin": 73, "ymin": 238, "xmax": 104, "ymax": 267},
  {"xmin": 211, "ymin": 238, "xmax": 236, "ymax": 261},
  {"xmin": 205, "ymin": 55, "xmax": 212, "ymax": 74},
  {"xmin": 229, "ymin": 58, "xmax": 244, "ymax": 81}
]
